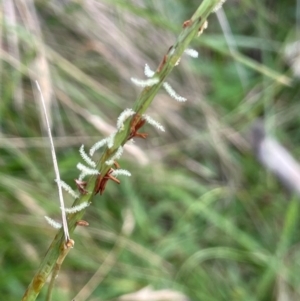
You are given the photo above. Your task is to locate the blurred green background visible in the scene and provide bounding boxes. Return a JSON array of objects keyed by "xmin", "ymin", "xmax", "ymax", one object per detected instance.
[{"xmin": 1, "ymin": 0, "xmax": 300, "ymax": 300}]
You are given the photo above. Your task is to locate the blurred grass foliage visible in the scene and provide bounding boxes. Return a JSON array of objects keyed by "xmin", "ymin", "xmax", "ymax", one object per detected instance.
[{"xmin": 1, "ymin": 0, "xmax": 300, "ymax": 300}]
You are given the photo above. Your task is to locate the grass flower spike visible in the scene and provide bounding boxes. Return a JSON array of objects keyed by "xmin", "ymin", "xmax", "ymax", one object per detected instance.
[
  {"xmin": 163, "ymin": 82, "xmax": 187, "ymax": 102},
  {"xmin": 76, "ymin": 163, "xmax": 99, "ymax": 176},
  {"xmin": 143, "ymin": 114, "xmax": 165, "ymax": 132},
  {"xmin": 107, "ymin": 131, "xmax": 117, "ymax": 149},
  {"xmin": 184, "ymin": 48, "xmax": 199, "ymax": 58},
  {"xmin": 117, "ymin": 108, "xmax": 136, "ymax": 130},
  {"xmin": 55, "ymin": 179, "xmax": 79, "ymax": 199},
  {"xmin": 79, "ymin": 145, "xmax": 96, "ymax": 168},
  {"xmin": 89, "ymin": 137, "xmax": 108, "ymax": 156},
  {"xmin": 63, "ymin": 202, "xmax": 90, "ymax": 214},
  {"xmin": 143, "ymin": 63, "xmax": 188, "ymax": 102},
  {"xmin": 106, "ymin": 146, "xmax": 124, "ymax": 165},
  {"xmin": 45, "ymin": 216, "xmax": 62, "ymax": 229},
  {"xmin": 111, "ymin": 169, "xmax": 131, "ymax": 177},
  {"xmin": 144, "ymin": 64, "xmax": 155, "ymax": 77},
  {"xmin": 130, "ymin": 77, "xmax": 159, "ymax": 87}
]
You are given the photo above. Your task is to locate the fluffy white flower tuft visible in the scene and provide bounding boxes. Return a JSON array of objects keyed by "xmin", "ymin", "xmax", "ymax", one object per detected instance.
[
  {"xmin": 117, "ymin": 108, "xmax": 135, "ymax": 130},
  {"xmin": 76, "ymin": 163, "xmax": 99, "ymax": 176},
  {"xmin": 163, "ymin": 82, "xmax": 187, "ymax": 102},
  {"xmin": 105, "ymin": 146, "xmax": 124, "ymax": 165},
  {"xmin": 78, "ymin": 172, "xmax": 87, "ymax": 181},
  {"xmin": 111, "ymin": 169, "xmax": 131, "ymax": 177},
  {"xmin": 79, "ymin": 145, "xmax": 96, "ymax": 167},
  {"xmin": 131, "ymin": 77, "xmax": 159, "ymax": 87},
  {"xmin": 213, "ymin": 0, "xmax": 226, "ymax": 12},
  {"xmin": 63, "ymin": 202, "xmax": 90, "ymax": 214},
  {"xmin": 144, "ymin": 64, "xmax": 155, "ymax": 78},
  {"xmin": 45, "ymin": 216, "xmax": 62, "ymax": 229},
  {"xmin": 143, "ymin": 114, "xmax": 165, "ymax": 132},
  {"xmin": 107, "ymin": 131, "xmax": 117, "ymax": 149},
  {"xmin": 55, "ymin": 179, "xmax": 79, "ymax": 199},
  {"xmin": 89, "ymin": 138, "xmax": 108, "ymax": 156},
  {"xmin": 184, "ymin": 48, "xmax": 198, "ymax": 58}
]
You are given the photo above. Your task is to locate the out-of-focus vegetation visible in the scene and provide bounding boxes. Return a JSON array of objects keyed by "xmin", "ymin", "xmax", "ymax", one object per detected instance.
[{"xmin": 1, "ymin": 0, "xmax": 300, "ymax": 300}]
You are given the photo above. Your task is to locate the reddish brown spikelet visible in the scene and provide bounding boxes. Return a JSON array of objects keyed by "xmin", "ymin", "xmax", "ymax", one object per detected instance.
[
  {"xmin": 157, "ymin": 54, "xmax": 168, "ymax": 73},
  {"xmin": 94, "ymin": 168, "xmax": 121, "ymax": 195},
  {"xmin": 128, "ymin": 114, "xmax": 148, "ymax": 141},
  {"xmin": 94, "ymin": 174, "xmax": 103, "ymax": 195},
  {"xmin": 183, "ymin": 19, "xmax": 192, "ymax": 28},
  {"xmin": 107, "ymin": 173, "xmax": 121, "ymax": 185},
  {"xmin": 76, "ymin": 220, "xmax": 89, "ymax": 227},
  {"xmin": 75, "ymin": 179, "xmax": 88, "ymax": 195}
]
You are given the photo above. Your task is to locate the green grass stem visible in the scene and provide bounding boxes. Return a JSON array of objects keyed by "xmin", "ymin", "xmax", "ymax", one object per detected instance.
[{"xmin": 21, "ymin": 1, "xmax": 222, "ymax": 300}]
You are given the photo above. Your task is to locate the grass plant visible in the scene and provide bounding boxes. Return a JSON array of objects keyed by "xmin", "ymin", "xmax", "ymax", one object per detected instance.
[{"xmin": 1, "ymin": 0, "xmax": 300, "ymax": 300}]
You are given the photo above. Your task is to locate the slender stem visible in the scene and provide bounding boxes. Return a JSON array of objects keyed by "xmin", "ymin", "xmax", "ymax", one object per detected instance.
[
  {"xmin": 22, "ymin": 1, "xmax": 220, "ymax": 300},
  {"xmin": 35, "ymin": 81, "xmax": 69, "ymax": 242}
]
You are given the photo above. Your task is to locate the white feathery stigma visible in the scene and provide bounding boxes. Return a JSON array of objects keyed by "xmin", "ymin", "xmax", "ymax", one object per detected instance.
[
  {"xmin": 76, "ymin": 163, "xmax": 99, "ymax": 176},
  {"xmin": 143, "ymin": 114, "xmax": 165, "ymax": 132},
  {"xmin": 130, "ymin": 77, "xmax": 159, "ymax": 87},
  {"xmin": 144, "ymin": 64, "xmax": 155, "ymax": 78},
  {"xmin": 63, "ymin": 202, "xmax": 90, "ymax": 214},
  {"xmin": 184, "ymin": 48, "xmax": 199, "ymax": 58},
  {"xmin": 107, "ymin": 131, "xmax": 117, "ymax": 149},
  {"xmin": 78, "ymin": 172, "xmax": 87, "ymax": 181},
  {"xmin": 45, "ymin": 216, "xmax": 62, "ymax": 229},
  {"xmin": 89, "ymin": 138, "xmax": 108, "ymax": 156},
  {"xmin": 79, "ymin": 145, "xmax": 96, "ymax": 168},
  {"xmin": 213, "ymin": 0, "xmax": 226, "ymax": 12},
  {"xmin": 163, "ymin": 82, "xmax": 187, "ymax": 102},
  {"xmin": 55, "ymin": 179, "xmax": 79, "ymax": 199},
  {"xmin": 105, "ymin": 146, "xmax": 124, "ymax": 165},
  {"xmin": 111, "ymin": 169, "xmax": 131, "ymax": 177},
  {"xmin": 117, "ymin": 108, "xmax": 135, "ymax": 130}
]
